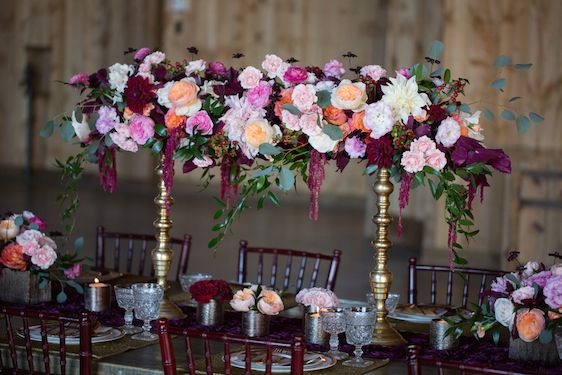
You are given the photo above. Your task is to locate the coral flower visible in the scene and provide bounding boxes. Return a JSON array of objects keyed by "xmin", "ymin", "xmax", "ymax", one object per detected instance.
[
  {"xmin": 274, "ymin": 88, "xmax": 294, "ymax": 118},
  {"xmin": 165, "ymin": 109, "xmax": 187, "ymax": 131},
  {"xmin": 516, "ymin": 308, "xmax": 545, "ymax": 342},
  {"xmin": 323, "ymin": 105, "xmax": 347, "ymax": 126},
  {"xmin": 0, "ymin": 243, "xmax": 27, "ymax": 271},
  {"xmin": 350, "ymin": 111, "xmax": 369, "ymax": 134}
]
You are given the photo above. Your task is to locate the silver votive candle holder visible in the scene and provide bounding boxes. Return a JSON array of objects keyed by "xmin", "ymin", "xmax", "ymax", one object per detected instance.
[
  {"xmin": 303, "ymin": 305, "xmax": 329, "ymax": 345},
  {"xmin": 85, "ymin": 278, "xmax": 111, "ymax": 312},
  {"xmin": 242, "ymin": 310, "xmax": 270, "ymax": 337},
  {"xmin": 430, "ymin": 318, "xmax": 457, "ymax": 350},
  {"xmin": 196, "ymin": 299, "xmax": 224, "ymax": 326}
]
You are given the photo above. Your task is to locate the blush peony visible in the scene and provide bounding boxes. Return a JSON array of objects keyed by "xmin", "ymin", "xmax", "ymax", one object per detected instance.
[
  {"xmin": 295, "ymin": 287, "xmax": 339, "ymax": 308},
  {"xmin": 261, "ymin": 54, "xmax": 284, "ymax": 78},
  {"xmin": 511, "ymin": 286, "xmax": 535, "ymax": 304},
  {"xmin": 291, "ymin": 84, "xmax": 317, "ymax": 113},
  {"xmin": 31, "ymin": 245, "xmax": 57, "ymax": 270},
  {"xmin": 257, "ymin": 289, "xmax": 284, "ymax": 315},
  {"xmin": 363, "ymin": 101, "xmax": 394, "ymax": 139},
  {"xmin": 185, "ymin": 111, "xmax": 214, "ymax": 136},
  {"xmin": 435, "ymin": 117, "xmax": 461, "ymax": 148},
  {"xmin": 281, "ymin": 109, "xmax": 301, "ymax": 131},
  {"xmin": 129, "ymin": 115, "xmax": 155, "ymax": 145},
  {"xmin": 323, "ymin": 59, "xmax": 345, "ymax": 78},
  {"xmin": 425, "ymin": 149, "xmax": 447, "ymax": 171},
  {"xmin": 400, "ymin": 150, "xmax": 425, "ymax": 173},
  {"xmin": 360, "ymin": 64, "xmax": 387, "ymax": 81},
  {"xmin": 238, "ymin": 66, "xmax": 263, "ymax": 89},
  {"xmin": 230, "ymin": 288, "xmax": 256, "ymax": 312}
]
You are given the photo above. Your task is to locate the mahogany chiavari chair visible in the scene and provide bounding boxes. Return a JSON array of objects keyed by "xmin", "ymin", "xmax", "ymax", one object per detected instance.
[
  {"xmin": 237, "ymin": 240, "xmax": 342, "ymax": 292},
  {"xmin": 96, "ymin": 225, "xmax": 192, "ymax": 280},
  {"xmin": 157, "ymin": 318, "xmax": 305, "ymax": 375},
  {"xmin": 408, "ymin": 257, "xmax": 507, "ymax": 308},
  {"xmin": 0, "ymin": 305, "xmax": 92, "ymax": 375}
]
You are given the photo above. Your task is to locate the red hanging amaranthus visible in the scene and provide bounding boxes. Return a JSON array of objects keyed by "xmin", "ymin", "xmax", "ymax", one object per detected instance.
[
  {"xmin": 98, "ymin": 147, "xmax": 117, "ymax": 193},
  {"xmin": 447, "ymin": 223, "xmax": 458, "ymax": 270},
  {"xmin": 162, "ymin": 128, "xmax": 180, "ymax": 214},
  {"xmin": 220, "ymin": 156, "xmax": 238, "ymax": 207},
  {"xmin": 307, "ymin": 149, "xmax": 327, "ymax": 221},
  {"xmin": 397, "ymin": 173, "xmax": 412, "ymax": 237}
]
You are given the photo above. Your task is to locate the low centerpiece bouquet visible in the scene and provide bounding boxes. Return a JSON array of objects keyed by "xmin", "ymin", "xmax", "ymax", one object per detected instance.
[
  {"xmin": 230, "ymin": 285, "xmax": 284, "ymax": 336},
  {"xmin": 189, "ymin": 279, "xmax": 233, "ymax": 326},
  {"xmin": 296, "ymin": 287, "xmax": 340, "ymax": 309},
  {"xmin": 296, "ymin": 287, "xmax": 339, "ymax": 344},
  {"xmin": 0, "ymin": 211, "xmax": 83, "ymax": 303}
]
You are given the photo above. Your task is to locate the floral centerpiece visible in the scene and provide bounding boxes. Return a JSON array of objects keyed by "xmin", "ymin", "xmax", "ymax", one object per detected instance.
[
  {"xmin": 189, "ymin": 279, "xmax": 233, "ymax": 304},
  {"xmin": 295, "ymin": 287, "xmax": 339, "ymax": 308},
  {"xmin": 0, "ymin": 211, "xmax": 83, "ymax": 303},
  {"xmin": 230, "ymin": 285, "xmax": 284, "ymax": 336},
  {"xmin": 296, "ymin": 287, "xmax": 339, "ymax": 344}
]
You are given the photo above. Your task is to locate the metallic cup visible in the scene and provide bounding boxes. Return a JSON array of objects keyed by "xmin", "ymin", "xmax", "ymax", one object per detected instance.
[
  {"xmin": 242, "ymin": 310, "xmax": 270, "ymax": 337},
  {"xmin": 430, "ymin": 319, "xmax": 457, "ymax": 350},
  {"xmin": 304, "ymin": 305, "xmax": 329, "ymax": 345},
  {"xmin": 85, "ymin": 285, "xmax": 111, "ymax": 312},
  {"xmin": 196, "ymin": 299, "xmax": 224, "ymax": 326}
]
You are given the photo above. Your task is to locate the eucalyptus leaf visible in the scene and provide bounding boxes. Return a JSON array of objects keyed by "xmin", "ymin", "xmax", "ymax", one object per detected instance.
[
  {"xmin": 56, "ymin": 291, "xmax": 68, "ymax": 304},
  {"xmin": 14, "ymin": 216, "xmax": 24, "ymax": 227},
  {"xmin": 446, "ymin": 103, "xmax": 457, "ymax": 114},
  {"xmin": 500, "ymin": 110, "xmax": 516, "ymax": 121},
  {"xmin": 494, "ymin": 55, "xmax": 512, "ymax": 68},
  {"xmin": 281, "ymin": 104, "xmax": 302, "ymax": 116},
  {"xmin": 529, "ymin": 112, "xmax": 544, "ymax": 123},
  {"xmin": 74, "ymin": 236, "xmax": 84, "ymax": 251},
  {"xmin": 539, "ymin": 329, "xmax": 553, "ymax": 344},
  {"xmin": 516, "ymin": 115, "xmax": 531, "ymax": 133},
  {"xmin": 40, "ymin": 120, "xmax": 56, "ymax": 138},
  {"xmin": 364, "ymin": 164, "xmax": 378, "ymax": 176},
  {"xmin": 316, "ymin": 90, "xmax": 331, "ymax": 108},
  {"xmin": 259, "ymin": 143, "xmax": 282, "ymax": 156},
  {"xmin": 515, "ymin": 63, "xmax": 532, "ymax": 70},
  {"xmin": 278, "ymin": 168, "xmax": 295, "ymax": 192},
  {"xmin": 85, "ymin": 139, "xmax": 100, "ymax": 155},
  {"xmin": 323, "ymin": 124, "xmax": 343, "ymax": 141},
  {"xmin": 459, "ymin": 103, "xmax": 472, "ymax": 114},
  {"xmin": 104, "ymin": 136, "xmax": 114, "ymax": 147},
  {"xmin": 67, "ymin": 280, "xmax": 84, "ymax": 294},
  {"xmin": 252, "ymin": 165, "xmax": 274, "ymax": 178},
  {"xmin": 28, "ymin": 223, "xmax": 39, "ymax": 230},
  {"xmin": 152, "ymin": 140, "xmax": 164, "ymax": 154},
  {"xmin": 491, "ymin": 78, "xmax": 506, "ymax": 90},
  {"xmin": 427, "ymin": 40, "xmax": 444, "ymax": 60},
  {"xmin": 60, "ymin": 121, "xmax": 75, "ymax": 142},
  {"xmin": 154, "ymin": 123, "xmax": 168, "ymax": 137},
  {"xmin": 38, "ymin": 278, "xmax": 49, "ymax": 289},
  {"xmin": 492, "ymin": 330, "xmax": 500, "ymax": 345},
  {"xmin": 482, "ymin": 108, "xmax": 495, "ymax": 121}
]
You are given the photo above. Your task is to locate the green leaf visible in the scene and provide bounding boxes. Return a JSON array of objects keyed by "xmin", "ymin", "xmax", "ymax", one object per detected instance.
[
  {"xmin": 281, "ymin": 104, "xmax": 302, "ymax": 115},
  {"xmin": 154, "ymin": 124, "xmax": 168, "ymax": 137},
  {"xmin": 28, "ymin": 223, "xmax": 39, "ymax": 230},
  {"xmin": 257, "ymin": 195, "xmax": 265, "ymax": 209},
  {"xmin": 213, "ymin": 208, "xmax": 224, "ymax": 220},
  {"xmin": 508, "ymin": 96, "xmax": 521, "ymax": 103},
  {"xmin": 514, "ymin": 63, "xmax": 532, "ymax": 70},
  {"xmin": 323, "ymin": 124, "xmax": 343, "ymax": 141},
  {"xmin": 516, "ymin": 115, "xmax": 532, "ymax": 133},
  {"xmin": 38, "ymin": 278, "xmax": 49, "ymax": 289},
  {"xmin": 60, "ymin": 121, "xmax": 75, "ymax": 142},
  {"xmin": 529, "ymin": 112, "xmax": 544, "ymax": 123},
  {"xmin": 492, "ymin": 330, "xmax": 500, "ymax": 345},
  {"xmin": 40, "ymin": 120, "xmax": 56, "ymax": 138},
  {"xmin": 56, "ymin": 291, "xmax": 67, "ymax": 304},
  {"xmin": 14, "ymin": 216, "xmax": 24, "ymax": 227},
  {"xmin": 268, "ymin": 191, "xmax": 280, "ymax": 206},
  {"xmin": 443, "ymin": 69, "xmax": 451, "ymax": 83},
  {"xmin": 482, "ymin": 108, "xmax": 495, "ymax": 121},
  {"xmin": 539, "ymin": 329, "xmax": 553, "ymax": 344},
  {"xmin": 212, "ymin": 223, "xmax": 225, "ymax": 232},
  {"xmin": 104, "ymin": 136, "xmax": 114, "ymax": 147},
  {"xmin": 212, "ymin": 196, "xmax": 226, "ymax": 208},
  {"xmin": 151, "ymin": 140, "xmax": 164, "ymax": 154},
  {"xmin": 364, "ymin": 164, "xmax": 378, "ymax": 176},
  {"xmin": 252, "ymin": 166, "xmax": 274, "ymax": 178},
  {"xmin": 278, "ymin": 168, "xmax": 295, "ymax": 192},
  {"xmin": 459, "ymin": 103, "xmax": 472, "ymax": 114},
  {"xmin": 74, "ymin": 236, "xmax": 84, "ymax": 251},
  {"xmin": 316, "ymin": 90, "xmax": 331, "ymax": 108},
  {"xmin": 66, "ymin": 280, "xmax": 84, "ymax": 294},
  {"xmin": 494, "ymin": 55, "xmax": 512, "ymax": 68},
  {"xmin": 427, "ymin": 40, "xmax": 444, "ymax": 60},
  {"xmin": 208, "ymin": 234, "xmax": 224, "ymax": 249},
  {"xmin": 491, "ymin": 78, "xmax": 506, "ymax": 90},
  {"xmin": 500, "ymin": 110, "xmax": 516, "ymax": 121},
  {"xmin": 446, "ymin": 103, "xmax": 457, "ymax": 114},
  {"xmin": 428, "ymin": 179, "xmax": 438, "ymax": 198},
  {"xmin": 85, "ymin": 139, "xmax": 100, "ymax": 155},
  {"xmin": 259, "ymin": 143, "xmax": 282, "ymax": 156}
]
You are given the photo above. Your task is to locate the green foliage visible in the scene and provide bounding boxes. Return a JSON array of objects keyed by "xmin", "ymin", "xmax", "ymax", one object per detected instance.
[{"xmin": 322, "ymin": 124, "xmax": 343, "ymax": 141}]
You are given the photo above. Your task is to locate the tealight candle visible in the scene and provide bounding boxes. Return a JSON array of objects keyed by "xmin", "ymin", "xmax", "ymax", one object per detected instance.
[{"xmin": 85, "ymin": 277, "xmax": 111, "ymax": 312}]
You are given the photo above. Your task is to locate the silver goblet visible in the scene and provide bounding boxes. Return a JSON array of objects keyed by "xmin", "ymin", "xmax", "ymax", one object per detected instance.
[
  {"xmin": 320, "ymin": 307, "xmax": 349, "ymax": 360},
  {"xmin": 114, "ymin": 284, "xmax": 142, "ymax": 334},
  {"xmin": 131, "ymin": 283, "xmax": 164, "ymax": 341},
  {"xmin": 342, "ymin": 307, "xmax": 376, "ymax": 368}
]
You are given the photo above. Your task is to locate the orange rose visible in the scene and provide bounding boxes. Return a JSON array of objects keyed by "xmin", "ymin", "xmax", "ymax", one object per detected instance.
[
  {"xmin": 168, "ymin": 81, "xmax": 198, "ymax": 109},
  {"xmin": 0, "ymin": 243, "xmax": 27, "ymax": 271},
  {"xmin": 274, "ymin": 88, "xmax": 294, "ymax": 118},
  {"xmin": 244, "ymin": 119, "xmax": 275, "ymax": 149},
  {"xmin": 547, "ymin": 310, "xmax": 562, "ymax": 320},
  {"xmin": 516, "ymin": 308, "xmax": 545, "ymax": 342},
  {"xmin": 165, "ymin": 109, "xmax": 186, "ymax": 131},
  {"xmin": 323, "ymin": 105, "xmax": 347, "ymax": 126},
  {"xmin": 350, "ymin": 111, "xmax": 370, "ymax": 134}
]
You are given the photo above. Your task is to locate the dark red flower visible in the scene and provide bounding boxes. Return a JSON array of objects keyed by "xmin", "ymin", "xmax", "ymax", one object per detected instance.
[
  {"xmin": 366, "ymin": 136, "xmax": 394, "ymax": 170},
  {"xmin": 123, "ymin": 76, "xmax": 156, "ymax": 114},
  {"xmin": 189, "ymin": 279, "xmax": 233, "ymax": 304},
  {"xmin": 427, "ymin": 104, "xmax": 448, "ymax": 126}
]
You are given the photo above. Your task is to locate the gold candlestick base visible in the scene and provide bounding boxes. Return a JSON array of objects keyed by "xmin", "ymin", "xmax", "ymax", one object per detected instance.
[{"xmin": 370, "ymin": 168, "xmax": 406, "ymax": 346}]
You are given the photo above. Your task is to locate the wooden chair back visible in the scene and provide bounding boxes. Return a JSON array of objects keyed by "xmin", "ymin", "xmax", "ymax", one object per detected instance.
[
  {"xmin": 408, "ymin": 257, "xmax": 506, "ymax": 307},
  {"xmin": 237, "ymin": 240, "xmax": 341, "ymax": 292},
  {"xmin": 96, "ymin": 225, "xmax": 192, "ymax": 280},
  {"xmin": 0, "ymin": 305, "xmax": 92, "ymax": 375},
  {"xmin": 157, "ymin": 318, "xmax": 305, "ymax": 375}
]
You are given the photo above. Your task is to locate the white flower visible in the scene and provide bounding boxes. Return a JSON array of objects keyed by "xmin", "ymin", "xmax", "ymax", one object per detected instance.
[
  {"xmin": 331, "ymin": 79, "xmax": 367, "ymax": 112},
  {"xmin": 108, "ymin": 63, "xmax": 133, "ymax": 102},
  {"xmin": 461, "ymin": 110, "xmax": 484, "ymax": 141},
  {"xmin": 71, "ymin": 111, "xmax": 90, "ymax": 142},
  {"xmin": 551, "ymin": 264, "xmax": 562, "ymax": 276},
  {"xmin": 185, "ymin": 59, "xmax": 206, "ymax": 75},
  {"xmin": 435, "ymin": 117, "xmax": 461, "ymax": 147},
  {"xmin": 201, "ymin": 80, "xmax": 220, "ymax": 97},
  {"xmin": 494, "ymin": 298, "xmax": 515, "ymax": 328},
  {"xmin": 262, "ymin": 54, "xmax": 284, "ymax": 78},
  {"xmin": 308, "ymin": 131, "xmax": 338, "ymax": 153},
  {"xmin": 315, "ymin": 80, "xmax": 336, "ymax": 92},
  {"xmin": 381, "ymin": 75, "xmax": 430, "ymax": 123},
  {"xmin": 363, "ymin": 101, "xmax": 395, "ymax": 139},
  {"xmin": 360, "ymin": 65, "xmax": 387, "ymax": 81},
  {"xmin": 157, "ymin": 81, "xmax": 174, "ymax": 108},
  {"xmin": 238, "ymin": 66, "xmax": 263, "ymax": 89},
  {"xmin": 523, "ymin": 261, "xmax": 540, "ymax": 277}
]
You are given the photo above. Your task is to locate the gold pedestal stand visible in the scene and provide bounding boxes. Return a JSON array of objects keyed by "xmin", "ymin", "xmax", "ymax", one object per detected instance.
[
  {"xmin": 152, "ymin": 157, "xmax": 186, "ymax": 319},
  {"xmin": 369, "ymin": 168, "xmax": 406, "ymax": 345}
]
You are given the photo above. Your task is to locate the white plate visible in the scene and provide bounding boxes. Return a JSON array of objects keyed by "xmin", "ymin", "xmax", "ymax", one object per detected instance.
[
  {"xmin": 228, "ymin": 349, "xmax": 336, "ymax": 373},
  {"xmin": 19, "ymin": 325, "xmax": 124, "ymax": 345}
]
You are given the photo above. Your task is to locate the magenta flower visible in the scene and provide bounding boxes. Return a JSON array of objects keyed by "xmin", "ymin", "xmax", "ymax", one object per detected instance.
[
  {"xmin": 525, "ymin": 271, "xmax": 552, "ymax": 288},
  {"xmin": 64, "ymin": 263, "xmax": 82, "ymax": 279},
  {"xmin": 396, "ymin": 67, "xmax": 412, "ymax": 79},
  {"xmin": 134, "ymin": 47, "xmax": 152, "ymax": 61},
  {"xmin": 69, "ymin": 72, "xmax": 89, "ymax": 86},
  {"xmin": 344, "ymin": 137, "xmax": 366, "ymax": 158},
  {"xmin": 129, "ymin": 115, "xmax": 155, "ymax": 145},
  {"xmin": 246, "ymin": 81, "xmax": 272, "ymax": 108},
  {"xmin": 283, "ymin": 66, "xmax": 308, "ymax": 84},
  {"xmin": 208, "ymin": 61, "xmax": 227, "ymax": 76},
  {"xmin": 185, "ymin": 111, "xmax": 213, "ymax": 136}
]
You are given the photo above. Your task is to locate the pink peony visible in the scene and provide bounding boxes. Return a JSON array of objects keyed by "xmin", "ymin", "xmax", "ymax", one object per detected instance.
[
  {"xmin": 281, "ymin": 109, "xmax": 301, "ymax": 131},
  {"xmin": 363, "ymin": 101, "xmax": 394, "ymax": 139},
  {"xmin": 193, "ymin": 155, "xmax": 213, "ymax": 168},
  {"xmin": 69, "ymin": 72, "xmax": 89, "ymax": 86},
  {"xmin": 543, "ymin": 275, "xmax": 562, "ymax": 309},
  {"xmin": 400, "ymin": 150, "xmax": 425, "ymax": 173},
  {"xmin": 96, "ymin": 106, "xmax": 119, "ymax": 134},
  {"xmin": 491, "ymin": 276, "xmax": 508, "ymax": 294},
  {"xmin": 291, "ymin": 84, "xmax": 317, "ymax": 112},
  {"xmin": 208, "ymin": 61, "xmax": 227, "ymax": 75},
  {"xmin": 185, "ymin": 111, "xmax": 213, "ymax": 136},
  {"xmin": 283, "ymin": 66, "xmax": 308, "ymax": 84},
  {"xmin": 129, "ymin": 115, "xmax": 155, "ymax": 145},
  {"xmin": 410, "ymin": 136, "xmax": 436, "ymax": 155},
  {"xmin": 344, "ymin": 137, "xmax": 367, "ymax": 158},
  {"xmin": 257, "ymin": 289, "xmax": 284, "ymax": 315},
  {"xmin": 16, "ymin": 229, "xmax": 43, "ymax": 256},
  {"xmin": 323, "ymin": 59, "xmax": 345, "ymax": 79},
  {"xmin": 230, "ymin": 288, "xmax": 256, "ymax": 312},
  {"xmin": 360, "ymin": 65, "xmax": 387, "ymax": 81},
  {"xmin": 110, "ymin": 124, "xmax": 138, "ymax": 152},
  {"xmin": 525, "ymin": 271, "xmax": 552, "ymax": 288},
  {"xmin": 425, "ymin": 149, "xmax": 447, "ymax": 171},
  {"xmin": 246, "ymin": 81, "xmax": 272, "ymax": 108},
  {"xmin": 64, "ymin": 263, "xmax": 81, "ymax": 279},
  {"xmin": 511, "ymin": 286, "xmax": 535, "ymax": 304},
  {"xmin": 295, "ymin": 288, "xmax": 339, "ymax": 308},
  {"xmin": 134, "ymin": 47, "xmax": 152, "ymax": 61},
  {"xmin": 238, "ymin": 66, "xmax": 263, "ymax": 89},
  {"xmin": 299, "ymin": 112, "xmax": 322, "ymax": 137},
  {"xmin": 31, "ymin": 245, "xmax": 57, "ymax": 270},
  {"xmin": 261, "ymin": 54, "xmax": 284, "ymax": 78},
  {"xmin": 396, "ymin": 67, "xmax": 412, "ymax": 79},
  {"xmin": 435, "ymin": 117, "xmax": 461, "ymax": 147}
]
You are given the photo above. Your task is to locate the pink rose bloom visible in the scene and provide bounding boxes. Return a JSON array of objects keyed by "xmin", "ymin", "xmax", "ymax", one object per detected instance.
[
  {"xmin": 134, "ymin": 47, "xmax": 152, "ymax": 61},
  {"xmin": 247, "ymin": 81, "xmax": 272, "ymax": 108},
  {"xmin": 283, "ymin": 66, "xmax": 308, "ymax": 84},
  {"xmin": 296, "ymin": 288, "xmax": 339, "ymax": 308},
  {"xmin": 129, "ymin": 115, "xmax": 155, "ymax": 145},
  {"xmin": 491, "ymin": 276, "xmax": 508, "ymax": 294},
  {"xmin": 410, "ymin": 136, "xmax": 436, "ymax": 155},
  {"xmin": 185, "ymin": 111, "xmax": 213, "ymax": 136},
  {"xmin": 22, "ymin": 211, "xmax": 35, "ymax": 221},
  {"xmin": 435, "ymin": 117, "xmax": 461, "ymax": 148},
  {"xmin": 257, "ymin": 290, "xmax": 284, "ymax": 315},
  {"xmin": 344, "ymin": 137, "xmax": 367, "ymax": 158},
  {"xmin": 396, "ymin": 67, "xmax": 412, "ymax": 79},
  {"xmin": 360, "ymin": 65, "xmax": 387, "ymax": 81},
  {"xmin": 525, "ymin": 271, "xmax": 552, "ymax": 288},
  {"xmin": 323, "ymin": 59, "xmax": 345, "ymax": 79},
  {"xmin": 238, "ymin": 66, "xmax": 263, "ymax": 89},
  {"xmin": 193, "ymin": 155, "xmax": 213, "ymax": 168},
  {"xmin": 230, "ymin": 288, "xmax": 256, "ymax": 312},
  {"xmin": 28, "ymin": 216, "xmax": 47, "ymax": 231},
  {"xmin": 523, "ymin": 261, "xmax": 541, "ymax": 277},
  {"xmin": 208, "ymin": 61, "xmax": 227, "ymax": 76},
  {"xmin": 299, "ymin": 111, "xmax": 322, "ymax": 137},
  {"xmin": 543, "ymin": 275, "xmax": 562, "ymax": 309},
  {"xmin": 69, "ymin": 72, "xmax": 89, "ymax": 86},
  {"xmin": 511, "ymin": 286, "xmax": 535, "ymax": 304},
  {"xmin": 96, "ymin": 106, "xmax": 119, "ymax": 134},
  {"xmin": 400, "ymin": 150, "xmax": 425, "ymax": 173},
  {"xmin": 31, "ymin": 245, "xmax": 57, "ymax": 270},
  {"xmin": 64, "ymin": 263, "xmax": 81, "ymax": 279},
  {"xmin": 281, "ymin": 109, "xmax": 301, "ymax": 131},
  {"xmin": 110, "ymin": 124, "xmax": 139, "ymax": 152},
  {"xmin": 425, "ymin": 149, "xmax": 447, "ymax": 171},
  {"xmin": 261, "ymin": 54, "xmax": 284, "ymax": 79},
  {"xmin": 16, "ymin": 229, "xmax": 43, "ymax": 256},
  {"xmin": 291, "ymin": 84, "xmax": 317, "ymax": 112}
]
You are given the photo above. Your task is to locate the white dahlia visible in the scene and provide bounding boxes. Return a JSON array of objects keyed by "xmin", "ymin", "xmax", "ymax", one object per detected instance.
[{"xmin": 381, "ymin": 75, "xmax": 430, "ymax": 123}]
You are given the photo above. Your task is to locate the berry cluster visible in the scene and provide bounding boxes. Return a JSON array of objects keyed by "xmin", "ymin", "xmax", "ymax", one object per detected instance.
[
  {"xmin": 209, "ymin": 130, "xmax": 236, "ymax": 158},
  {"xmin": 391, "ymin": 124, "xmax": 414, "ymax": 149}
]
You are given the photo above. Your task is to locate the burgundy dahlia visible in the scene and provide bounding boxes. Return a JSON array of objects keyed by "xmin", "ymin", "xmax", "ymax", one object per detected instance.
[
  {"xmin": 366, "ymin": 136, "xmax": 394, "ymax": 169},
  {"xmin": 427, "ymin": 104, "xmax": 448, "ymax": 126},
  {"xmin": 123, "ymin": 76, "xmax": 156, "ymax": 114}
]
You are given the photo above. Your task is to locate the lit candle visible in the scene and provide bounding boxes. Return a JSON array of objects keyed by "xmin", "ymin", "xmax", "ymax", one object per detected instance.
[{"xmin": 85, "ymin": 277, "xmax": 111, "ymax": 312}]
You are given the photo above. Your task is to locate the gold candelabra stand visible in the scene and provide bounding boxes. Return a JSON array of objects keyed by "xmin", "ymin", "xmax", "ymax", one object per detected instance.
[
  {"xmin": 369, "ymin": 168, "xmax": 406, "ymax": 345},
  {"xmin": 152, "ymin": 156, "xmax": 186, "ymax": 319}
]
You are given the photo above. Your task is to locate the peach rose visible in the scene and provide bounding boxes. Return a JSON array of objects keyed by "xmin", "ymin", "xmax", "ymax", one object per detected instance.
[
  {"xmin": 547, "ymin": 310, "xmax": 562, "ymax": 320},
  {"xmin": 516, "ymin": 308, "xmax": 545, "ymax": 342},
  {"xmin": 257, "ymin": 290, "xmax": 284, "ymax": 315},
  {"xmin": 165, "ymin": 109, "xmax": 187, "ymax": 131},
  {"xmin": 350, "ymin": 111, "xmax": 370, "ymax": 134},
  {"xmin": 331, "ymin": 80, "xmax": 367, "ymax": 112},
  {"xmin": 0, "ymin": 219, "xmax": 19, "ymax": 241},
  {"xmin": 274, "ymin": 88, "xmax": 294, "ymax": 118},
  {"xmin": 168, "ymin": 80, "xmax": 201, "ymax": 116},
  {"xmin": 244, "ymin": 119, "xmax": 275, "ymax": 149},
  {"xmin": 323, "ymin": 105, "xmax": 347, "ymax": 126},
  {"xmin": 0, "ymin": 243, "xmax": 27, "ymax": 271},
  {"xmin": 230, "ymin": 288, "xmax": 256, "ymax": 312}
]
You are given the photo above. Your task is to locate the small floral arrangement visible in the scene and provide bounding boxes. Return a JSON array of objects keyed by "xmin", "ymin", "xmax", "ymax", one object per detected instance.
[
  {"xmin": 0, "ymin": 211, "xmax": 83, "ymax": 302},
  {"xmin": 230, "ymin": 285, "xmax": 284, "ymax": 315},
  {"xmin": 448, "ymin": 253, "xmax": 562, "ymax": 344},
  {"xmin": 189, "ymin": 279, "xmax": 233, "ymax": 304},
  {"xmin": 295, "ymin": 287, "xmax": 339, "ymax": 308}
]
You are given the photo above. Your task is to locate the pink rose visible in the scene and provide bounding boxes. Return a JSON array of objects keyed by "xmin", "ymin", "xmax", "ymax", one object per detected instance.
[
  {"xmin": 185, "ymin": 111, "xmax": 213, "ymax": 136},
  {"xmin": 110, "ymin": 124, "xmax": 139, "ymax": 152},
  {"xmin": 511, "ymin": 286, "xmax": 535, "ymax": 304},
  {"xmin": 360, "ymin": 65, "xmax": 387, "ymax": 81},
  {"xmin": 238, "ymin": 66, "xmax": 263, "ymax": 89},
  {"xmin": 299, "ymin": 112, "xmax": 322, "ymax": 137},
  {"xmin": 257, "ymin": 290, "xmax": 284, "ymax": 315},
  {"xmin": 410, "ymin": 136, "xmax": 436, "ymax": 155},
  {"xmin": 396, "ymin": 67, "xmax": 412, "ymax": 79},
  {"xmin": 134, "ymin": 47, "xmax": 152, "ymax": 61},
  {"xmin": 323, "ymin": 60, "xmax": 345, "ymax": 79},
  {"xmin": 129, "ymin": 115, "xmax": 155, "ymax": 145},
  {"xmin": 193, "ymin": 155, "xmax": 213, "ymax": 168},
  {"xmin": 295, "ymin": 288, "xmax": 339, "ymax": 308},
  {"xmin": 425, "ymin": 149, "xmax": 447, "ymax": 171},
  {"xmin": 400, "ymin": 150, "xmax": 425, "ymax": 173},
  {"xmin": 291, "ymin": 84, "xmax": 317, "ymax": 112},
  {"xmin": 230, "ymin": 288, "xmax": 256, "ymax": 312},
  {"xmin": 246, "ymin": 81, "xmax": 272, "ymax": 108},
  {"xmin": 64, "ymin": 263, "xmax": 81, "ymax": 279},
  {"xmin": 31, "ymin": 245, "xmax": 57, "ymax": 270},
  {"xmin": 283, "ymin": 66, "xmax": 308, "ymax": 84},
  {"xmin": 435, "ymin": 117, "xmax": 461, "ymax": 147},
  {"xmin": 261, "ymin": 54, "xmax": 284, "ymax": 79},
  {"xmin": 281, "ymin": 110, "xmax": 301, "ymax": 131},
  {"xmin": 344, "ymin": 137, "xmax": 367, "ymax": 158},
  {"xmin": 68, "ymin": 72, "xmax": 89, "ymax": 86}
]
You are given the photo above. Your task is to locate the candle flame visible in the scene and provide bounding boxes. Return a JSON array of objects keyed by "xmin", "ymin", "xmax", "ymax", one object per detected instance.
[{"xmin": 94, "ymin": 278, "xmax": 100, "ymax": 283}]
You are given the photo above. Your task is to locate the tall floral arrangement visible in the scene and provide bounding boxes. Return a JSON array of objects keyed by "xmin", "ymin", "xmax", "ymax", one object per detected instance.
[{"xmin": 43, "ymin": 42, "xmax": 539, "ymax": 266}]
